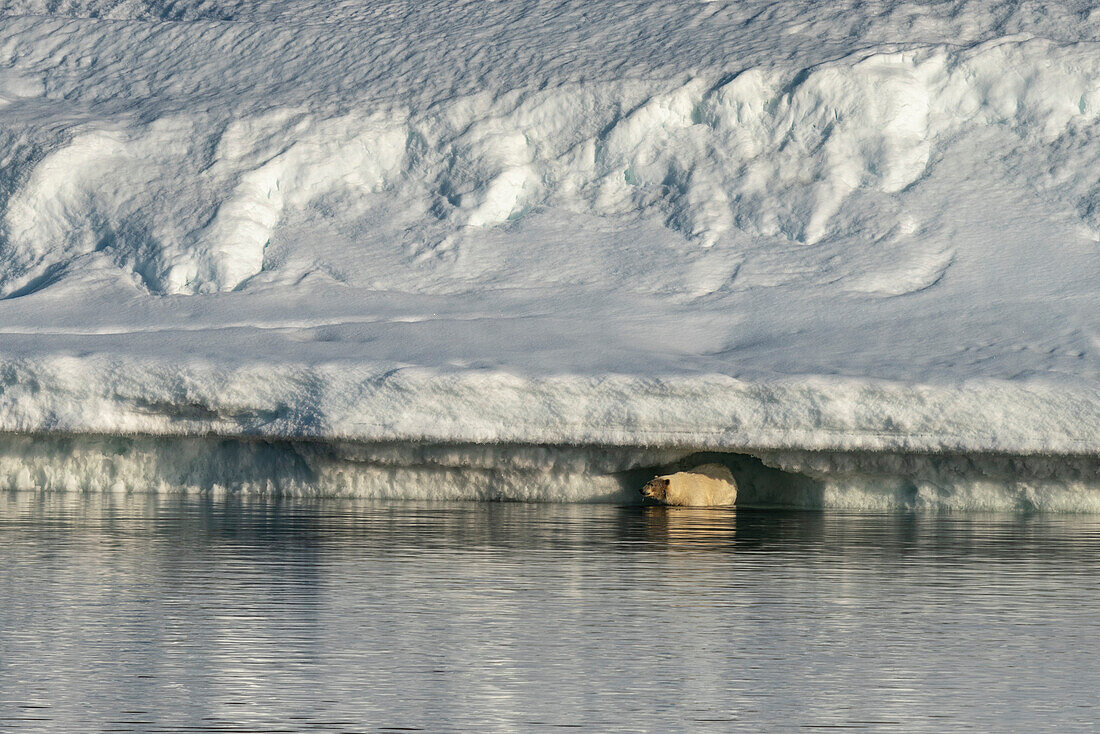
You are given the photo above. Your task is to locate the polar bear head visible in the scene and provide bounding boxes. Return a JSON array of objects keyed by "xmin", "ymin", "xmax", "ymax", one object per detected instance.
[{"xmin": 641, "ymin": 476, "xmax": 671, "ymax": 502}]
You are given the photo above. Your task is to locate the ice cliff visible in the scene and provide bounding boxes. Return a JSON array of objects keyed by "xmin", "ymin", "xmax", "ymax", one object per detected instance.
[{"xmin": 0, "ymin": 0, "xmax": 1099, "ymax": 505}]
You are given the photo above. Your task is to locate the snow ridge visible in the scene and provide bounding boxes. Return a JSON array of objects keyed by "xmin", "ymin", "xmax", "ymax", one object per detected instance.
[{"xmin": 1, "ymin": 37, "xmax": 1099, "ymax": 295}]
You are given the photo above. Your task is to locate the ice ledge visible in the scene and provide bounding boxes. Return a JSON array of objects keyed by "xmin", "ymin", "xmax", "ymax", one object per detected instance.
[{"xmin": 1, "ymin": 355, "xmax": 1097, "ymax": 456}]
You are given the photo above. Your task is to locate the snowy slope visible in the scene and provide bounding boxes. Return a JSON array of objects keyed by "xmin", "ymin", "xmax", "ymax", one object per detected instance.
[{"xmin": 0, "ymin": 1, "xmax": 1099, "ymax": 503}]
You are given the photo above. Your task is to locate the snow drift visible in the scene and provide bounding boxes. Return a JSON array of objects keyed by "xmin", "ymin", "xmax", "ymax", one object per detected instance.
[
  {"xmin": 2, "ymin": 37, "xmax": 1099, "ymax": 297},
  {"xmin": 0, "ymin": 0, "xmax": 1098, "ymax": 507}
]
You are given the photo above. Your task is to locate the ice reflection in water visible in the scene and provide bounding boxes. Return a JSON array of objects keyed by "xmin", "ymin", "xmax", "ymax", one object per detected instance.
[{"xmin": 2, "ymin": 493, "xmax": 1100, "ymax": 732}]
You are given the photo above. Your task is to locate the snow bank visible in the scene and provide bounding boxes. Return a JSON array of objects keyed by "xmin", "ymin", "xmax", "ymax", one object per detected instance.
[
  {"xmin": 755, "ymin": 450, "xmax": 1100, "ymax": 513},
  {"xmin": 0, "ymin": 1, "xmax": 1098, "ymax": 506},
  {"xmin": 0, "ymin": 434, "xmax": 672, "ymax": 502},
  {"xmin": 1, "ymin": 355, "xmax": 1099, "ymax": 509},
  {"xmin": 4, "ymin": 433, "xmax": 1100, "ymax": 512},
  {"xmin": 2, "ymin": 356, "xmax": 1100, "ymax": 455}
]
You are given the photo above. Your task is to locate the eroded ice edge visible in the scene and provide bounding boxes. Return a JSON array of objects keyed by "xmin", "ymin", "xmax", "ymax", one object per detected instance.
[{"xmin": 1, "ymin": 1, "xmax": 1100, "ymax": 510}]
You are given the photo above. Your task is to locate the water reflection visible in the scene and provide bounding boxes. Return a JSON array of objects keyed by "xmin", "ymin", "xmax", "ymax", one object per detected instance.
[{"xmin": 2, "ymin": 493, "xmax": 1100, "ymax": 732}]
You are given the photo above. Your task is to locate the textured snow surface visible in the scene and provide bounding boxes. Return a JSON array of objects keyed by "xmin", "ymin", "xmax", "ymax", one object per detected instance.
[{"xmin": 1, "ymin": 0, "xmax": 1099, "ymax": 503}]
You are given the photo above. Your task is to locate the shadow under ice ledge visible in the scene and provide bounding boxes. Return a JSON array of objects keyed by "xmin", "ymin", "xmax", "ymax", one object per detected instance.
[{"xmin": 3, "ymin": 433, "xmax": 1100, "ymax": 512}]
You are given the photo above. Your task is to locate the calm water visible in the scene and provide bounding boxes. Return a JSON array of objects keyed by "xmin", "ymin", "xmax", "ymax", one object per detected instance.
[{"xmin": 2, "ymin": 494, "xmax": 1100, "ymax": 732}]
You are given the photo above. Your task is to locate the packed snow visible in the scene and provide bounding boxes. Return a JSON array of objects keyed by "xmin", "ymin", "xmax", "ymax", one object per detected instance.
[{"xmin": 0, "ymin": 0, "xmax": 1098, "ymax": 507}]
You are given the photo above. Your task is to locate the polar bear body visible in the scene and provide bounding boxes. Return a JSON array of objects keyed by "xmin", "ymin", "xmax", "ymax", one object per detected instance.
[{"xmin": 641, "ymin": 463, "xmax": 738, "ymax": 507}]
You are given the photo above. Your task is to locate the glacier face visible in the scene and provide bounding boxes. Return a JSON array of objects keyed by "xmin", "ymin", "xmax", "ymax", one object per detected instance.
[{"xmin": 0, "ymin": 0, "xmax": 1099, "ymax": 504}]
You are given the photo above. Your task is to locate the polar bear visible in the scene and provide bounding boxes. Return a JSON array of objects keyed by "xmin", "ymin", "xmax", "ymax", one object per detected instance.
[{"xmin": 640, "ymin": 463, "xmax": 738, "ymax": 507}]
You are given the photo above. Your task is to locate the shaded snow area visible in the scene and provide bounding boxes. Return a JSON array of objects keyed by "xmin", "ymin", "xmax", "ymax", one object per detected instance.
[
  {"xmin": 1, "ymin": 0, "xmax": 1099, "ymax": 507},
  {"xmin": 7, "ymin": 435, "xmax": 1100, "ymax": 512}
]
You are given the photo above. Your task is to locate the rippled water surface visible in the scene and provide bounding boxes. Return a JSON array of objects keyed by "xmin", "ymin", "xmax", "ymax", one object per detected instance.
[{"xmin": 3, "ymin": 494, "xmax": 1100, "ymax": 732}]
